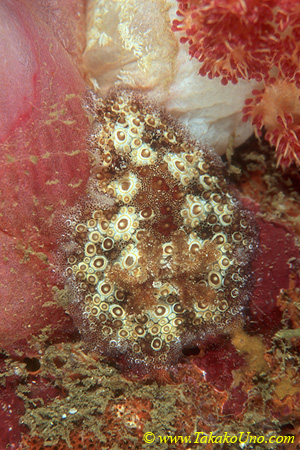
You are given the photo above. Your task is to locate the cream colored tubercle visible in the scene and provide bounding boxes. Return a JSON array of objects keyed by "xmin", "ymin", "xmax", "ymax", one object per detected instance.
[{"xmin": 83, "ymin": 0, "xmax": 262, "ymax": 154}]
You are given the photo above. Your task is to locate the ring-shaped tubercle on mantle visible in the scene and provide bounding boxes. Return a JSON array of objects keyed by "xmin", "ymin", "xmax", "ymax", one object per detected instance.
[{"xmin": 59, "ymin": 88, "xmax": 258, "ymax": 371}]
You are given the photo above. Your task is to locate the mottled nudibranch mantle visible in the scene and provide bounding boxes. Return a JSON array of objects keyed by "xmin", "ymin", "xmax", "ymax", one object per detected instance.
[{"xmin": 61, "ymin": 88, "xmax": 257, "ymax": 370}]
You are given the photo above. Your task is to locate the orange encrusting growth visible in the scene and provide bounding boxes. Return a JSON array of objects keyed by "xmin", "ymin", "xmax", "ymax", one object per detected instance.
[{"xmin": 172, "ymin": 0, "xmax": 300, "ymax": 167}]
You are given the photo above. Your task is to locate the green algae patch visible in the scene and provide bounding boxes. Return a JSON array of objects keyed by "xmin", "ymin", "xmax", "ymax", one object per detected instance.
[{"xmin": 16, "ymin": 342, "xmax": 180, "ymax": 448}]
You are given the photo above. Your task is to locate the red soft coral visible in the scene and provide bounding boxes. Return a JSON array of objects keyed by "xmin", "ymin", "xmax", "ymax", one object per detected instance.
[
  {"xmin": 172, "ymin": 0, "xmax": 278, "ymax": 85},
  {"xmin": 242, "ymin": 80, "xmax": 300, "ymax": 166},
  {"xmin": 172, "ymin": 0, "xmax": 300, "ymax": 167}
]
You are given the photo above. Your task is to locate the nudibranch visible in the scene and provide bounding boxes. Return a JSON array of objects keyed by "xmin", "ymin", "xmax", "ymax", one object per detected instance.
[{"xmin": 60, "ymin": 88, "xmax": 257, "ymax": 370}]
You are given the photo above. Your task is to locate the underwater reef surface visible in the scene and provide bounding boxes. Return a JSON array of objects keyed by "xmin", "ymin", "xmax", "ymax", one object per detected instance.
[
  {"xmin": 2, "ymin": 134, "xmax": 299, "ymax": 450},
  {"xmin": 0, "ymin": 1, "xmax": 300, "ymax": 450}
]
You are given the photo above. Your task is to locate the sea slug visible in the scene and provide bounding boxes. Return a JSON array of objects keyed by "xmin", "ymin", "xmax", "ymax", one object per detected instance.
[{"xmin": 60, "ymin": 88, "xmax": 257, "ymax": 371}]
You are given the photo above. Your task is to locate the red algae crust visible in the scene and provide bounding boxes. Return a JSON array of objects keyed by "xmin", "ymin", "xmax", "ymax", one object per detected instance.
[{"xmin": 58, "ymin": 88, "xmax": 258, "ymax": 371}]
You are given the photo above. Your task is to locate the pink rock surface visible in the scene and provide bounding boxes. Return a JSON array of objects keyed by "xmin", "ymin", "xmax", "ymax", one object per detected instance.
[{"xmin": 0, "ymin": 0, "xmax": 89, "ymax": 351}]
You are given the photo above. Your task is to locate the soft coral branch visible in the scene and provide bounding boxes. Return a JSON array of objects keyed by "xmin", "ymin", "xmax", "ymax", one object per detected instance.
[
  {"xmin": 172, "ymin": 0, "xmax": 300, "ymax": 167},
  {"xmin": 242, "ymin": 80, "xmax": 300, "ymax": 166},
  {"xmin": 172, "ymin": 0, "xmax": 278, "ymax": 85}
]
